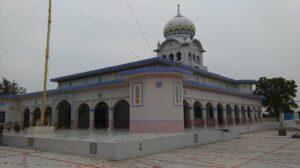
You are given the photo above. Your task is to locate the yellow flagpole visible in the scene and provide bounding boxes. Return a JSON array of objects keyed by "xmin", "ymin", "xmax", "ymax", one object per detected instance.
[{"xmin": 41, "ymin": 0, "xmax": 52, "ymax": 126}]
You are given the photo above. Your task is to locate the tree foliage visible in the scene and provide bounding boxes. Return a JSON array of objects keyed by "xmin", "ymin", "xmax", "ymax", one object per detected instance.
[
  {"xmin": 254, "ymin": 77, "xmax": 298, "ymax": 121},
  {"xmin": 0, "ymin": 78, "xmax": 26, "ymax": 95}
]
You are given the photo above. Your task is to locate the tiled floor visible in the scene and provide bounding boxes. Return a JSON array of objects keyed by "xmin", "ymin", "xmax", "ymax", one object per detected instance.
[{"xmin": 0, "ymin": 130, "xmax": 299, "ymax": 168}]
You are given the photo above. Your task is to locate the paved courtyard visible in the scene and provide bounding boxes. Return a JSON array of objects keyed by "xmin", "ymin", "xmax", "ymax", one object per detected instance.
[{"xmin": 0, "ymin": 130, "xmax": 299, "ymax": 168}]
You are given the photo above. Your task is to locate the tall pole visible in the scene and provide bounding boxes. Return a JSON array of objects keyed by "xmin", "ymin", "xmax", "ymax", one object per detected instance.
[{"xmin": 40, "ymin": 0, "xmax": 52, "ymax": 126}]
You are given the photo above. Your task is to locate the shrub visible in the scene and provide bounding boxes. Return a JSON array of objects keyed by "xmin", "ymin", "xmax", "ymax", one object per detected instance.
[
  {"xmin": 13, "ymin": 122, "xmax": 20, "ymax": 132},
  {"xmin": 0, "ymin": 124, "xmax": 4, "ymax": 134}
]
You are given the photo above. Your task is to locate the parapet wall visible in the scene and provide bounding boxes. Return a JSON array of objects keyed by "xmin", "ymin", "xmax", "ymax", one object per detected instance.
[{"xmin": 0, "ymin": 122, "xmax": 279, "ymax": 160}]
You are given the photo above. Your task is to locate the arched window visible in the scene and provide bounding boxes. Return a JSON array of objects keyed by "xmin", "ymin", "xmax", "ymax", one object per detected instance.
[
  {"xmin": 169, "ymin": 54, "xmax": 174, "ymax": 61},
  {"xmin": 162, "ymin": 55, "xmax": 167, "ymax": 59},
  {"xmin": 176, "ymin": 52, "xmax": 182, "ymax": 62},
  {"xmin": 193, "ymin": 54, "xmax": 196, "ymax": 62}
]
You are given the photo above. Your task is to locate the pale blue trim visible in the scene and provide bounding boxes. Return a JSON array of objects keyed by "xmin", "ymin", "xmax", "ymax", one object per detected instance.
[{"xmin": 183, "ymin": 80, "xmax": 263, "ymax": 100}]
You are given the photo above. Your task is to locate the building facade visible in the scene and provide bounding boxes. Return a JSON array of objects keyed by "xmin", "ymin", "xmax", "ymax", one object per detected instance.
[{"xmin": 0, "ymin": 9, "xmax": 263, "ymax": 133}]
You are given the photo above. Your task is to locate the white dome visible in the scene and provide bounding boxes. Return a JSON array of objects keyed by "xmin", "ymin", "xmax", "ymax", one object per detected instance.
[{"xmin": 163, "ymin": 13, "xmax": 196, "ymax": 39}]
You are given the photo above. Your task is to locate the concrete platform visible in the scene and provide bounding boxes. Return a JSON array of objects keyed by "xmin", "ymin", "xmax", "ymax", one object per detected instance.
[{"xmin": 0, "ymin": 122, "xmax": 279, "ymax": 160}]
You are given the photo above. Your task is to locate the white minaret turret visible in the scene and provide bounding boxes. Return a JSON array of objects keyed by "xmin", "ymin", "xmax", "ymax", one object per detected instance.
[{"xmin": 155, "ymin": 5, "xmax": 206, "ymax": 70}]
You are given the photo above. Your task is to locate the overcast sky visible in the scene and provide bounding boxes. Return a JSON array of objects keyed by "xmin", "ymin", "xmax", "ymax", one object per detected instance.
[{"xmin": 0, "ymin": 0, "xmax": 300, "ymax": 99}]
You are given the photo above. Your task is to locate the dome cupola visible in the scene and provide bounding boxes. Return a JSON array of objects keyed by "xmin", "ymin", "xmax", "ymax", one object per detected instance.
[{"xmin": 163, "ymin": 5, "xmax": 196, "ymax": 39}]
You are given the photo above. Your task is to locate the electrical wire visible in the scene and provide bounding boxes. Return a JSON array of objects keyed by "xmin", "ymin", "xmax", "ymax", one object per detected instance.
[
  {"xmin": 124, "ymin": 0, "xmax": 153, "ymax": 56},
  {"xmin": 68, "ymin": 0, "xmax": 141, "ymax": 59},
  {"xmin": 0, "ymin": 0, "xmax": 43, "ymax": 65},
  {"xmin": 103, "ymin": 0, "xmax": 149, "ymax": 56},
  {"xmin": 0, "ymin": 0, "xmax": 18, "ymax": 35}
]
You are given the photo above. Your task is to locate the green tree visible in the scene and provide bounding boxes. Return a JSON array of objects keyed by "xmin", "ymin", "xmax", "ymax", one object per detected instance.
[
  {"xmin": 254, "ymin": 77, "xmax": 298, "ymax": 122},
  {"xmin": 0, "ymin": 78, "xmax": 26, "ymax": 95}
]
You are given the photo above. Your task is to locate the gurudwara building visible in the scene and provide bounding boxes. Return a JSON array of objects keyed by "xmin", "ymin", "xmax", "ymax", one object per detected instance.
[{"xmin": 0, "ymin": 10, "xmax": 263, "ymax": 133}]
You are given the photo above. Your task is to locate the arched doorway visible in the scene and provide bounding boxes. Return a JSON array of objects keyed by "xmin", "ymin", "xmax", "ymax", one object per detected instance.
[
  {"xmin": 45, "ymin": 107, "xmax": 52, "ymax": 126},
  {"xmin": 114, "ymin": 100, "xmax": 130, "ymax": 129},
  {"xmin": 217, "ymin": 104, "xmax": 224, "ymax": 127},
  {"xmin": 23, "ymin": 108, "xmax": 30, "ymax": 128},
  {"xmin": 183, "ymin": 100, "xmax": 191, "ymax": 128},
  {"xmin": 32, "ymin": 108, "xmax": 41, "ymax": 126},
  {"xmin": 78, "ymin": 103, "xmax": 90, "ymax": 129},
  {"xmin": 234, "ymin": 105, "xmax": 240, "ymax": 125},
  {"xmin": 241, "ymin": 106, "xmax": 246, "ymax": 125},
  {"xmin": 226, "ymin": 104, "xmax": 233, "ymax": 126},
  {"xmin": 56, "ymin": 100, "xmax": 71, "ymax": 129},
  {"xmin": 94, "ymin": 102, "xmax": 109, "ymax": 129},
  {"xmin": 193, "ymin": 101, "xmax": 203, "ymax": 127},
  {"xmin": 247, "ymin": 106, "xmax": 252, "ymax": 123},
  {"xmin": 206, "ymin": 102, "xmax": 214, "ymax": 127}
]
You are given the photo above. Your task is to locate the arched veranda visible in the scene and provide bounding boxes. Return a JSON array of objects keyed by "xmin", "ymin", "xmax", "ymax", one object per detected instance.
[
  {"xmin": 94, "ymin": 102, "xmax": 109, "ymax": 129},
  {"xmin": 183, "ymin": 100, "xmax": 191, "ymax": 128},
  {"xmin": 56, "ymin": 100, "xmax": 71, "ymax": 129},
  {"xmin": 23, "ymin": 108, "xmax": 30, "ymax": 128},
  {"xmin": 114, "ymin": 100, "xmax": 130, "ymax": 129},
  {"xmin": 32, "ymin": 107, "xmax": 41, "ymax": 126},
  {"xmin": 193, "ymin": 101, "xmax": 203, "ymax": 127},
  {"xmin": 78, "ymin": 103, "xmax": 90, "ymax": 129}
]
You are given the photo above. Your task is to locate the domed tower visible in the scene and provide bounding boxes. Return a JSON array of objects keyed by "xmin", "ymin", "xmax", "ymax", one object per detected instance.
[{"xmin": 155, "ymin": 5, "xmax": 206, "ymax": 70}]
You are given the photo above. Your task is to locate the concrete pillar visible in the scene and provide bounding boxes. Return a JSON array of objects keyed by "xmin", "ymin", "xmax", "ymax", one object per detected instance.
[
  {"xmin": 71, "ymin": 106, "xmax": 77, "ymax": 129},
  {"xmin": 89, "ymin": 109, "xmax": 95, "ymax": 130},
  {"xmin": 259, "ymin": 111, "xmax": 263, "ymax": 123},
  {"xmin": 254, "ymin": 111, "xmax": 257, "ymax": 124},
  {"xmin": 238, "ymin": 110, "xmax": 243, "ymax": 126},
  {"xmin": 29, "ymin": 112, "xmax": 34, "ymax": 127},
  {"xmin": 246, "ymin": 113, "xmax": 250, "ymax": 125},
  {"xmin": 213, "ymin": 108, "xmax": 218, "ymax": 128},
  {"xmin": 250, "ymin": 110, "xmax": 254, "ymax": 124},
  {"xmin": 223, "ymin": 109, "xmax": 227, "ymax": 128},
  {"xmin": 108, "ymin": 108, "xmax": 114, "ymax": 130},
  {"xmin": 189, "ymin": 108, "xmax": 194, "ymax": 129},
  {"xmin": 231, "ymin": 109, "xmax": 236, "ymax": 127},
  {"xmin": 202, "ymin": 108, "xmax": 207, "ymax": 129}
]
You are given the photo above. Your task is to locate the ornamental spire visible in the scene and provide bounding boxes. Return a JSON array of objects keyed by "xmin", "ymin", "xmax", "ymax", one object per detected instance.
[{"xmin": 177, "ymin": 3, "xmax": 181, "ymax": 16}]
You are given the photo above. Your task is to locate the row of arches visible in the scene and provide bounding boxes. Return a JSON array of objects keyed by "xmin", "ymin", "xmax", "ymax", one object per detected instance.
[
  {"xmin": 22, "ymin": 100, "xmax": 130, "ymax": 130},
  {"xmin": 162, "ymin": 52, "xmax": 182, "ymax": 62},
  {"xmin": 161, "ymin": 52, "xmax": 201, "ymax": 66},
  {"xmin": 23, "ymin": 107, "xmax": 52, "ymax": 128},
  {"xmin": 183, "ymin": 100, "xmax": 262, "ymax": 128}
]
